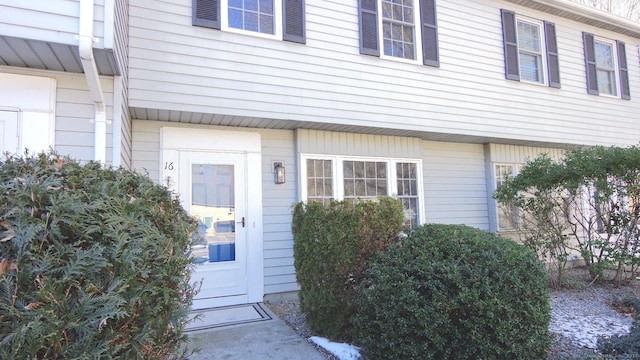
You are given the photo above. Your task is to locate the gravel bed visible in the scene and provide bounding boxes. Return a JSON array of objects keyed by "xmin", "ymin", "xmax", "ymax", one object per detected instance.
[{"xmin": 265, "ymin": 271, "xmax": 640, "ymax": 360}]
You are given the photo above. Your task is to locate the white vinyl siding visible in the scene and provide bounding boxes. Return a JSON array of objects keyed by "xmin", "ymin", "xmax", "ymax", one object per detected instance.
[
  {"xmin": 0, "ymin": 1, "xmax": 106, "ymax": 47},
  {"xmin": 132, "ymin": 120, "xmax": 299, "ymax": 294},
  {"xmin": 422, "ymin": 141, "xmax": 488, "ymax": 230},
  {"xmin": 129, "ymin": 0, "xmax": 640, "ymax": 147}
]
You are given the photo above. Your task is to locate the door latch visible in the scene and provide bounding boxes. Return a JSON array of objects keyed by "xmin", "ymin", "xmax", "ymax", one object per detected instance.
[{"xmin": 237, "ymin": 217, "xmax": 245, "ymax": 228}]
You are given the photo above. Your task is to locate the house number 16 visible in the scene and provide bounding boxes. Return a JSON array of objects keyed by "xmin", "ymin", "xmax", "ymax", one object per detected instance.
[{"xmin": 164, "ymin": 162, "xmax": 174, "ymax": 170}]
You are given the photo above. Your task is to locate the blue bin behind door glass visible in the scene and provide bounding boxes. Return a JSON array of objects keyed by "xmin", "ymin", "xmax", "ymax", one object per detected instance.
[{"xmin": 208, "ymin": 243, "xmax": 235, "ymax": 262}]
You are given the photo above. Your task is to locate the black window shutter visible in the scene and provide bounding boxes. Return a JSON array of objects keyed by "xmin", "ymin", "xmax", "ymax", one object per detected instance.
[
  {"xmin": 501, "ymin": 9, "xmax": 519, "ymax": 81},
  {"xmin": 359, "ymin": 0, "xmax": 379, "ymax": 56},
  {"xmin": 544, "ymin": 21, "xmax": 560, "ymax": 88},
  {"xmin": 193, "ymin": 0, "xmax": 220, "ymax": 29},
  {"xmin": 283, "ymin": 0, "xmax": 306, "ymax": 44},
  {"xmin": 420, "ymin": 0, "xmax": 439, "ymax": 67},
  {"xmin": 583, "ymin": 32, "xmax": 599, "ymax": 95},
  {"xmin": 617, "ymin": 40, "xmax": 631, "ymax": 100}
]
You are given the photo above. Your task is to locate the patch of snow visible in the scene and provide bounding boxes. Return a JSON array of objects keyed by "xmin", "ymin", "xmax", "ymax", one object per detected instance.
[
  {"xmin": 309, "ymin": 336, "xmax": 361, "ymax": 360},
  {"xmin": 550, "ymin": 290, "xmax": 634, "ymax": 349}
]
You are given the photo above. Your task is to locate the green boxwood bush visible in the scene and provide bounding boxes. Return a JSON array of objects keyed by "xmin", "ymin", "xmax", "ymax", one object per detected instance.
[
  {"xmin": 0, "ymin": 153, "xmax": 197, "ymax": 359},
  {"xmin": 352, "ymin": 224, "xmax": 551, "ymax": 360},
  {"xmin": 292, "ymin": 197, "xmax": 405, "ymax": 340}
]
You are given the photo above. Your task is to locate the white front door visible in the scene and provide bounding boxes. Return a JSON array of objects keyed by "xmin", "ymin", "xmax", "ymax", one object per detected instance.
[
  {"xmin": 181, "ymin": 152, "xmax": 248, "ymax": 302},
  {"xmin": 161, "ymin": 127, "xmax": 264, "ymax": 309},
  {"xmin": 0, "ymin": 111, "xmax": 18, "ymax": 155}
]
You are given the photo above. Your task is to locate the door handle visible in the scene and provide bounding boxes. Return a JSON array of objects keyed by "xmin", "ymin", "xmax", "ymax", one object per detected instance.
[{"xmin": 237, "ymin": 217, "xmax": 245, "ymax": 228}]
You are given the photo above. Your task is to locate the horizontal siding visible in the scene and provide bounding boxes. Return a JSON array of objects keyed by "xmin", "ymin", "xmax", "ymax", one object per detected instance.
[
  {"xmin": 260, "ymin": 129, "xmax": 298, "ymax": 294},
  {"xmin": 422, "ymin": 141, "xmax": 489, "ymax": 230},
  {"xmin": 131, "ymin": 121, "xmax": 300, "ymax": 294},
  {"xmin": 0, "ymin": 1, "xmax": 106, "ymax": 47},
  {"xmin": 129, "ymin": 0, "xmax": 640, "ymax": 147},
  {"xmin": 0, "ymin": 66, "xmax": 114, "ymax": 164}
]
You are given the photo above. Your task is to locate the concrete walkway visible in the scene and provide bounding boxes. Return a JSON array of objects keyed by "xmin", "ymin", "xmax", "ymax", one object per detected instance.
[{"xmin": 185, "ymin": 316, "xmax": 327, "ymax": 360}]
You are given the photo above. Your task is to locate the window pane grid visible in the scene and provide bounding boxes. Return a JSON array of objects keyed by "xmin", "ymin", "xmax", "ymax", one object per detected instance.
[
  {"xmin": 517, "ymin": 20, "xmax": 543, "ymax": 83},
  {"xmin": 495, "ymin": 164, "xmax": 519, "ymax": 231},
  {"xmin": 344, "ymin": 161, "xmax": 388, "ymax": 203},
  {"xmin": 382, "ymin": 0, "xmax": 415, "ymax": 60},
  {"xmin": 229, "ymin": 0, "xmax": 274, "ymax": 34},
  {"xmin": 396, "ymin": 162, "xmax": 419, "ymax": 228},
  {"xmin": 306, "ymin": 159, "xmax": 333, "ymax": 206},
  {"xmin": 595, "ymin": 40, "xmax": 617, "ymax": 96}
]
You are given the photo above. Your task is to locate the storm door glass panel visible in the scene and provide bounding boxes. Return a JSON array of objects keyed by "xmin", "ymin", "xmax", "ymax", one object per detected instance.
[
  {"xmin": 343, "ymin": 161, "xmax": 387, "ymax": 204},
  {"xmin": 306, "ymin": 159, "xmax": 333, "ymax": 205},
  {"xmin": 191, "ymin": 164, "xmax": 236, "ymax": 263},
  {"xmin": 396, "ymin": 162, "xmax": 419, "ymax": 228}
]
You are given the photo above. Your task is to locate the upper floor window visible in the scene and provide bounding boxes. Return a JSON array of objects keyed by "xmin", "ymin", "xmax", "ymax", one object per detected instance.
[
  {"xmin": 381, "ymin": 0, "xmax": 419, "ymax": 60},
  {"xmin": 302, "ymin": 155, "xmax": 423, "ymax": 228},
  {"xmin": 228, "ymin": 0, "xmax": 275, "ymax": 35},
  {"xmin": 193, "ymin": 0, "xmax": 306, "ymax": 44},
  {"xmin": 517, "ymin": 19, "xmax": 544, "ymax": 82},
  {"xmin": 583, "ymin": 32, "xmax": 630, "ymax": 99},
  {"xmin": 594, "ymin": 39, "xmax": 616, "ymax": 95},
  {"xmin": 358, "ymin": 0, "xmax": 439, "ymax": 67},
  {"xmin": 501, "ymin": 10, "xmax": 560, "ymax": 88}
]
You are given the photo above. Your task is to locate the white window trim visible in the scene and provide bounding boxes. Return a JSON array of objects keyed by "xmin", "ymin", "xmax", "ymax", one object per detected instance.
[
  {"xmin": 300, "ymin": 154, "xmax": 425, "ymax": 225},
  {"xmin": 593, "ymin": 36, "xmax": 620, "ymax": 98},
  {"xmin": 220, "ymin": 0, "xmax": 283, "ymax": 40},
  {"xmin": 494, "ymin": 163, "xmax": 522, "ymax": 232},
  {"xmin": 516, "ymin": 15, "xmax": 548, "ymax": 86},
  {"xmin": 377, "ymin": 0, "xmax": 424, "ymax": 65}
]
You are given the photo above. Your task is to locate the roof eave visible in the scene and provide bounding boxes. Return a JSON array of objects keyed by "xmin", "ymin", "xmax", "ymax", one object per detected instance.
[{"xmin": 504, "ymin": 0, "xmax": 640, "ymax": 38}]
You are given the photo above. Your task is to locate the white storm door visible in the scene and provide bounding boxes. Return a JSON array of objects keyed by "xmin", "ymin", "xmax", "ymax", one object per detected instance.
[
  {"xmin": 180, "ymin": 151, "xmax": 248, "ymax": 306},
  {"xmin": 0, "ymin": 111, "xmax": 18, "ymax": 155}
]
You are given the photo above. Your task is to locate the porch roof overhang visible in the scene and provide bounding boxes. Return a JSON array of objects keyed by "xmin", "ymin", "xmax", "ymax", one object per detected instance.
[
  {"xmin": 130, "ymin": 107, "xmax": 576, "ymax": 149},
  {"xmin": 0, "ymin": 35, "xmax": 119, "ymax": 76}
]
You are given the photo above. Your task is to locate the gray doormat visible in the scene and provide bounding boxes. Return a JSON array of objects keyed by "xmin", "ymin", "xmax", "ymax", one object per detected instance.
[{"xmin": 186, "ymin": 303, "xmax": 272, "ymax": 331}]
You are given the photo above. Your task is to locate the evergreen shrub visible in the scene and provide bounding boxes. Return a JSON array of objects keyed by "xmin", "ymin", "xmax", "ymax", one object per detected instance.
[
  {"xmin": 292, "ymin": 197, "xmax": 405, "ymax": 340},
  {"xmin": 352, "ymin": 224, "xmax": 551, "ymax": 360},
  {"xmin": 0, "ymin": 153, "xmax": 197, "ymax": 359}
]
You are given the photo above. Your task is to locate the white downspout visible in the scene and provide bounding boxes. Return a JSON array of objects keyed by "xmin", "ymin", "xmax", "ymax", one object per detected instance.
[{"xmin": 78, "ymin": 0, "xmax": 107, "ymax": 164}]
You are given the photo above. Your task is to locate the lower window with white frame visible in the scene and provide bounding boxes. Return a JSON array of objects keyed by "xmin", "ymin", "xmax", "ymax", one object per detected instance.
[
  {"xmin": 495, "ymin": 163, "xmax": 523, "ymax": 231},
  {"xmin": 302, "ymin": 155, "xmax": 422, "ymax": 228}
]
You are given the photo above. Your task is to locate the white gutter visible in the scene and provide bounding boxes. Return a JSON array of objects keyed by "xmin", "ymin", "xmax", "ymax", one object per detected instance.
[{"xmin": 78, "ymin": 0, "xmax": 107, "ymax": 165}]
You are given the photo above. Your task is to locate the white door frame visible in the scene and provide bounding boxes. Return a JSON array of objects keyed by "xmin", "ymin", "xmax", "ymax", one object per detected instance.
[{"xmin": 160, "ymin": 127, "xmax": 264, "ymax": 308}]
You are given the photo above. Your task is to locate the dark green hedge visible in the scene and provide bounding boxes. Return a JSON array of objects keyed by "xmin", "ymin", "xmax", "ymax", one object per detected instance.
[
  {"xmin": 0, "ymin": 153, "xmax": 197, "ymax": 359},
  {"xmin": 292, "ymin": 197, "xmax": 405, "ymax": 340},
  {"xmin": 352, "ymin": 224, "xmax": 551, "ymax": 360}
]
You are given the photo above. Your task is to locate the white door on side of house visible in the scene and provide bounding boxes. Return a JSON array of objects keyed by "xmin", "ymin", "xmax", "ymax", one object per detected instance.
[
  {"xmin": 0, "ymin": 111, "xmax": 19, "ymax": 155},
  {"xmin": 160, "ymin": 127, "xmax": 264, "ymax": 310}
]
